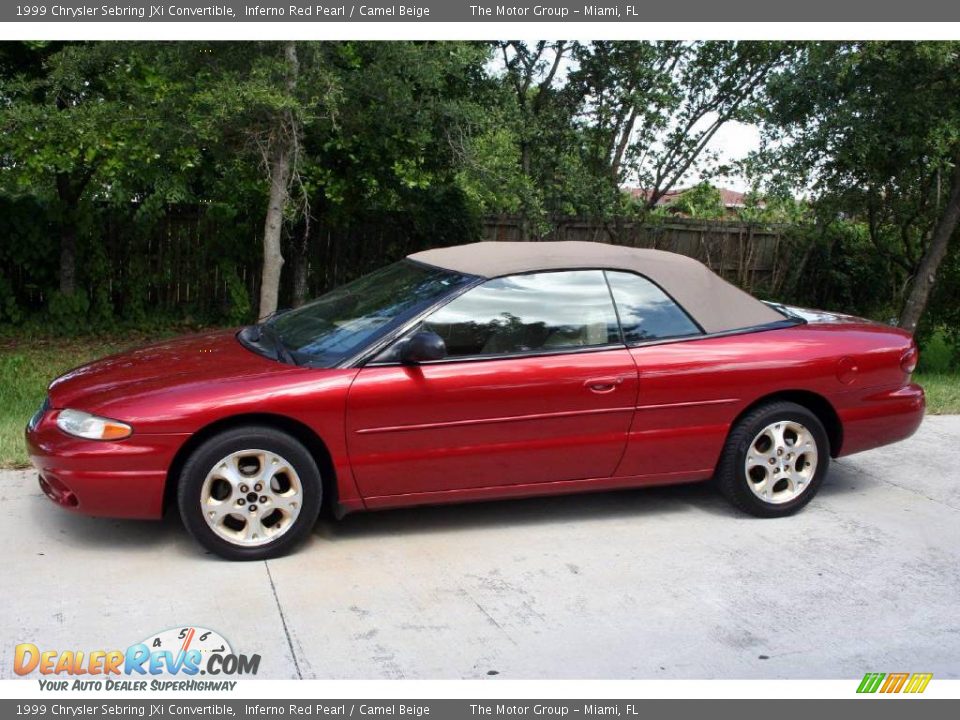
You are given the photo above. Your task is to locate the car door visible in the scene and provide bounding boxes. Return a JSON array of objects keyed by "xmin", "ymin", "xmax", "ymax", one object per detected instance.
[
  {"xmin": 601, "ymin": 270, "xmax": 732, "ymax": 480},
  {"xmin": 345, "ymin": 269, "xmax": 639, "ymax": 500}
]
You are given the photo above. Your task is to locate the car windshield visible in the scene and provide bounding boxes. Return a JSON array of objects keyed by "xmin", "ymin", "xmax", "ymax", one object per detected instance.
[{"xmin": 267, "ymin": 260, "xmax": 474, "ymax": 367}]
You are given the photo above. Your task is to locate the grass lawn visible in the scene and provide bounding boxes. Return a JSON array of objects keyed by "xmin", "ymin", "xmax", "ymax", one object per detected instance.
[
  {"xmin": 0, "ymin": 335, "xmax": 957, "ymax": 469},
  {"xmin": 0, "ymin": 334, "xmax": 178, "ymax": 468},
  {"xmin": 915, "ymin": 372, "xmax": 960, "ymax": 415}
]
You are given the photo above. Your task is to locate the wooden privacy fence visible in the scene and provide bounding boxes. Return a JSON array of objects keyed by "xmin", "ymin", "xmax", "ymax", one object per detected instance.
[
  {"xmin": 99, "ymin": 213, "xmax": 798, "ymax": 311},
  {"xmin": 0, "ymin": 203, "xmax": 800, "ymax": 319},
  {"xmin": 481, "ymin": 215, "xmax": 794, "ymax": 297}
]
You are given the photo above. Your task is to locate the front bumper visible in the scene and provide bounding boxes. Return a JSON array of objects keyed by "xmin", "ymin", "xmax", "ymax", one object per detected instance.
[{"xmin": 25, "ymin": 410, "xmax": 189, "ymax": 519}]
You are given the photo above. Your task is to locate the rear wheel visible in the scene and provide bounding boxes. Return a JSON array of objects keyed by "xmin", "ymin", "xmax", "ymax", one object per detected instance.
[
  {"xmin": 716, "ymin": 401, "xmax": 829, "ymax": 517},
  {"xmin": 177, "ymin": 426, "xmax": 322, "ymax": 560}
]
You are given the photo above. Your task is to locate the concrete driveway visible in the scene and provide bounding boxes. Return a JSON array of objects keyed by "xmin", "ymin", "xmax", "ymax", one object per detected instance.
[{"xmin": 2, "ymin": 416, "xmax": 958, "ymax": 680}]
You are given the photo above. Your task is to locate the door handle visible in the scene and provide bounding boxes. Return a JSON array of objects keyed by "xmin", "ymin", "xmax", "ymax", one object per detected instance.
[{"xmin": 584, "ymin": 376, "xmax": 624, "ymax": 394}]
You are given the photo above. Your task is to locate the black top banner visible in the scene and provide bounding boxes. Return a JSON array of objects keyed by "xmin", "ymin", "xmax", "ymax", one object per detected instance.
[{"xmin": 4, "ymin": 0, "xmax": 960, "ymax": 22}]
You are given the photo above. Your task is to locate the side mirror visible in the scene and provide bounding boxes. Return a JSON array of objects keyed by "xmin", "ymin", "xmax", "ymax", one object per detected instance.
[{"xmin": 399, "ymin": 331, "xmax": 447, "ymax": 364}]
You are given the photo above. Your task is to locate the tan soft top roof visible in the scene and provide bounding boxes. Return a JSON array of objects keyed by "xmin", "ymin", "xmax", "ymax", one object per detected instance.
[{"xmin": 409, "ymin": 241, "xmax": 785, "ymax": 334}]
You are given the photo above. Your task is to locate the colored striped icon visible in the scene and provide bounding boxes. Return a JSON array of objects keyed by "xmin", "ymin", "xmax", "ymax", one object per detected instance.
[
  {"xmin": 857, "ymin": 672, "xmax": 932, "ymax": 694},
  {"xmin": 903, "ymin": 673, "xmax": 934, "ymax": 693}
]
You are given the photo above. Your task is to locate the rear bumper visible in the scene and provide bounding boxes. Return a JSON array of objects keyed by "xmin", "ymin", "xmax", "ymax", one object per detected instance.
[
  {"xmin": 837, "ymin": 382, "xmax": 925, "ymax": 457},
  {"xmin": 25, "ymin": 412, "xmax": 188, "ymax": 519}
]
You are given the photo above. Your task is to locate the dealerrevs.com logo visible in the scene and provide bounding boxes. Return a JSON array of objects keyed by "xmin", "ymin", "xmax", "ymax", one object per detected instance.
[
  {"xmin": 857, "ymin": 672, "xmax": 933, "ymax": 694},
  {"xmin": 14, "ymin": 626, "xmax": 259, "ymax": 691}
]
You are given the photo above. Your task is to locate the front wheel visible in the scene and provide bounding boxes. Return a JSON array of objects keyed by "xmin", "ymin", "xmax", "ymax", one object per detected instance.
[
  {"xmin": 715, "ymin": 401, "xmax": 830, "ymax": 517},
  {"xmin": 177, "ymin": 426, "xmax": 322, "ymax": 560}
]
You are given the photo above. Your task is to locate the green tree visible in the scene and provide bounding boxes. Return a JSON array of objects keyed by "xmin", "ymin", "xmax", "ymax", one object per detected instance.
[
  {"xmin": 666, "ymin": 182, "xmax": 725, "ymax": 219},
  {"xmin": 175, "ymin": 41, "xmax": 340, "ymax": 319},
  {"xmin": 488, "ymin": 41, "xmax": 583, "ymax": 238},
  {"xmin": 0, "ymin": 42, "xmax": 164, "ymax": 301},
  {"xmin": 759, "ymin": 41, "xmax": 960, "ymax": 333},
  {"xmin": 466, "ymin": 41, "xmax": 793, "ymax": 235},
  {"xmin": 292, "ymin": 41, "xmax": 491, "ymax": 303},
  {"xmin": 572, "ymin": 41, "xmax": 792, "ymax": 215}
]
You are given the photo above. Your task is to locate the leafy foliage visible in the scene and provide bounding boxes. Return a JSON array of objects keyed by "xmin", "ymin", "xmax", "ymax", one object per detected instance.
[
  {"xmin": 664, "ymin": 182, "xmax": 725, "ymax": 218},
  {"xmin": 756, "ymin": 41, "xmax": 960, "ymax": 336},
  {"xmin": 0, "ymin": 40, "xmax": 958, "ymax": 343}
]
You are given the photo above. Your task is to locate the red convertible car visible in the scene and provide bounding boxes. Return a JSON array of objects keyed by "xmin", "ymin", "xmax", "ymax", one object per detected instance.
[{"xmin": 26, "ymin": 241, "xmax": 924, "ymax": 560}]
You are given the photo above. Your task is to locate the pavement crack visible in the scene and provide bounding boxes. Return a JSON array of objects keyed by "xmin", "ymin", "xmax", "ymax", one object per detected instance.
[
  {"xmin": 265, "ymin": 560, "xmax": 303, "ymax": 679},
  {"xmin": 465, "ymin": 592, "xmax": 518, "ymax": 647}
]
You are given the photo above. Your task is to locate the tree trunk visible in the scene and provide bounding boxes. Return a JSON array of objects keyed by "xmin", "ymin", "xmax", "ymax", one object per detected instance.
[
  {"xmin": 519, "ymin": 141, "xmax": 532, "ymax": 242},
  {"xmin": 291, "ymin": 216, "xmax": 311, "ymax": 308},
  {"xmin": 898, "ymin": 158, "xmax": 960, "ymax": 334},
  {"xmin": 258, "ymin": 145, "xmax": 292, "ymax": 320},
  {"xmin": 55, "ymin": 173, "xmax": 78, "ymax": 296},
  {"xmin": 59, "ymin": 223, "xmax": 77, "ymax": 296},
  {"xmin": 292, "ymin": 256, "xmax": 308, "ymax": 307},
  {"xmin": 257, "ymin": 41, "xmax": 299, "ymax": 321}
]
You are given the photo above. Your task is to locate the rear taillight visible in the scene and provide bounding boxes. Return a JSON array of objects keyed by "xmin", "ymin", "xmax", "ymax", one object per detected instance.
[{"xmin": 900, "ymin": 345, "xmax": 919, "ymax": 374}]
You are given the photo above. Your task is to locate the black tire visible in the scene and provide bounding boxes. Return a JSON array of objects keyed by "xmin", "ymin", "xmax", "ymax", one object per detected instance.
[
  {"xmin": 177, "ymin": 425, "xmax": 322, "ymax": 560},
  {"xmin": 715, "ymin": 401, "xmax": 830, "ymax": 518}
]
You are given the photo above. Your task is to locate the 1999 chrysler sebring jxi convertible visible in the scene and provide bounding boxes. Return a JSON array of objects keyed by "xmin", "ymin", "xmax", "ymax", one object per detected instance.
[{"xmin": 26, "ymin": 242, "xmax": 924, "ymax": 560}]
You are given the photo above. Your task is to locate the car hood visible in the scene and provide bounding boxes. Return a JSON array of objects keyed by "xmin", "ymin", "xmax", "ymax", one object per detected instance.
[{"xmin": 47, "ymin": 330, "xmax": 296, "ymax": 413}]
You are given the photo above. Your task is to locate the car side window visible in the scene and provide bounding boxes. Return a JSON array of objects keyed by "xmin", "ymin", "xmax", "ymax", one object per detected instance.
[
  {"xmin": 604, "ymin": 270, "xmax": 701, "ymax": 342},
  {"xmin": 422, "ymin": 270, "xmax": 621, "ymax": 358}
]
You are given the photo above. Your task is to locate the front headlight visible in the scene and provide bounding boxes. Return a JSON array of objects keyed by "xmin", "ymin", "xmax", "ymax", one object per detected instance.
[{"xmin": 56, "ymin": 409, "xmax": 133, "ymax": 441}]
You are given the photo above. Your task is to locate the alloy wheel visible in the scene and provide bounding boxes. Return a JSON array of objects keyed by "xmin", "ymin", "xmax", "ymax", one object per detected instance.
[
  {"xmin": 200, "ymin": 449, "xmax": 303, "ymax": 547},
  {"xmin": 744, "ymin": 420, "xmax": 818, "ymax": 505}
]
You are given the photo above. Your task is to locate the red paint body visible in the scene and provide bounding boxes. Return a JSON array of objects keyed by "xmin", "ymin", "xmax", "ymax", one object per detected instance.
[{"xmin": 25, "ymin": 312, "xmax": 924, "ymax": 520}]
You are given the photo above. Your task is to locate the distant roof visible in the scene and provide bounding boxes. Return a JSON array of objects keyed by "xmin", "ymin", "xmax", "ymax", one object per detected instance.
[
  {"xmin": 627, "ymin": 186, "xmax": 758, "ymax": 208},
  {"xmin": 409, "ymin": 241, "xmax": 785, "ymax": 334}
]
